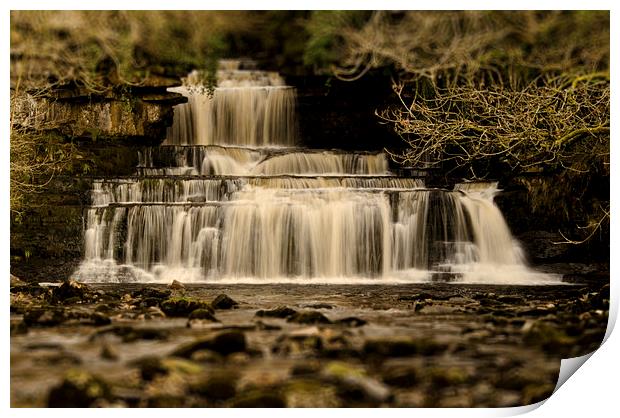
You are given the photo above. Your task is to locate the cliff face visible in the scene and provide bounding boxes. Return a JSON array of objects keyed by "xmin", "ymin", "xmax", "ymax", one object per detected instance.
[
  {"xmin": 291, "ymin": 74, "xmax": 403, "ymax": 151},
  {"xmin": 10, "ymin": 70, "xmax": 187, "ymax": 282}
]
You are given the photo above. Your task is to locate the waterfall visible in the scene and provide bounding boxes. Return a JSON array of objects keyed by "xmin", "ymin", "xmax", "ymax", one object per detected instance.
[
  {"xmin": 74, "ymin": 62, "xmax": 556, "ymax": 284},
  {"xmin": 165, "ymin": 66, "xmax": 297, "ymax": 147}
]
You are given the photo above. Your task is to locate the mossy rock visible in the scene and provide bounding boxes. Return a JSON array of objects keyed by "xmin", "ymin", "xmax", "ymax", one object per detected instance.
[
  {"xmin": 427, "ymin": 366, "xmax": 470, "ymax": 386},
  {"xmin": 522, "ymin": 383, "xmax": 555, "ymax": 405},
  {"xmin": 188, "ymin": 371, "xmax": 239, "ymax": 401},
  {"xmin": 284, "ymin": 379, "xmax": 340, "ymax": 407},
  {"xmin": 23, "ymin": 307, "xmax": 69, "ymax": 327},
  {"xmin": 172, "ymin": 331, "xmax": 247, "ymax": 358},
  {"xmin": 160, "ymin": 297, "xmax": 212, "ymax": 317},
  {"xmin": 131, "ymin": 287, "xmax": 172, "ymax": 300},
  {"xmin": 47, "ymin": 369, "xmax": 111, "ymax": 407}
]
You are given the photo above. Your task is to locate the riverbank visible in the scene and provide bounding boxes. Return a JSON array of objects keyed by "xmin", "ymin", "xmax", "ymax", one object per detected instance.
[{"xmin": 10, "ymin": 273, "xmax": 608, "ymax": 407}]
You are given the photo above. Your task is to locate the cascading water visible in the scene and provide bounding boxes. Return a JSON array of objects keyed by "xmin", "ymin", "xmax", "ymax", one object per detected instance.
[
  {"xmin": 75, "ymin": 61, "xmax": 556, "ymax": 284},
  {"xmin": 166, "ymin": 68, "xmax": 296, "ymax": 146}
]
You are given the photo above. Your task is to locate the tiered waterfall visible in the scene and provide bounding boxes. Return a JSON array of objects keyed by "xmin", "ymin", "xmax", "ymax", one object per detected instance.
[{"xmin": 75, "ymin": 62, "xmax": 549, "ymax": 284}]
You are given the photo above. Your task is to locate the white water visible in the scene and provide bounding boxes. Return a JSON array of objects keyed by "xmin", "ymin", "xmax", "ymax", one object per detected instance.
[
  {"xmin": 165, "ymin": 67, "xmax": 296, "ymax": 146},
  {"xmin": 74, "ymin": 62, "xmax": 559, "ymax": 284}
]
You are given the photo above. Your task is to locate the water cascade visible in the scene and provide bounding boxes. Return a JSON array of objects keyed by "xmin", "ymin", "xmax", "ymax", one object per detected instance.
[{"xmin": 75, "ymin": 62, "xmax": 554, "ymax": 284}]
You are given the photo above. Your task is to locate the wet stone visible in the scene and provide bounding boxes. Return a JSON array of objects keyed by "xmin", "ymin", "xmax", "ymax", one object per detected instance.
[
  {"xmin": 364, "ymin": 337, "xmax": 448, "ymax": 357},
  {"xmin": 495, "ymin": 366, "xmax": 552, "ymax": 391},
  {"xmin": 11, "ymin": 283, "xmax": 46, "ymax": 297},
  {"xmin": 322, "ymin": 361, "xmax": 392, "ymax": 404},
  {"xmin": 229, "ymin": 390, "xmax": 286, "ymax": 407},
  {"xmin": 143, "ymin": 372, "xmax": 189, "ymax": 407},
  {"xmin": 23, "ymin": 307, "xmax": 68, "ymax": 327},
  {"xmin": 94, "ymin": 303, "xmax": 118, "ymax": 313},
  {"xmin": 522, "ymin": 383, "xmax": 555, "ymax": 405},
  {"xmin": 431, "ymin": 272, "xmax": 462, "ymax": 282},
  {"xmin": 255, "ymin": 320, "xmax": 282, "ymax": 330},
  {"xmin": 91, "ymin": 325, "xmax": 169, "ymax": 343},
  {"xmin": 131, "ymin": 287, "xmax": 172, "ymax": 300},
  {"xmin": 100, "ymin": 343, "xmax": 119, "ymax": 361},
  {"xmin": 188, "ymin": 308, "xmax": 219, "ymax": 321},
  {"xmin": 427, "ymin": 366, "xmax": 471, "ymax": 386},
  {"xmin": 25, "ymin": 342, "xmax": 64, "ymax": 350},
  {"xmin": 255, "ymin": 306, "xmax": 297, "ymax": 319},
  {"xmin": 141, "ymin": 306, "xmax": 166, "ymax": 320},
  {"xmin": 10, "ymin": 274, "xmax": 26, "ymax": 287},
  {"xmin": 398, "ymin": 292, "xmax": 433, "ymax": 301},
  {"xmin": 90, "ymin": 312, "xmax": 112, "ymax": 326},
  {"xmin": 497, "ymin": 295, "xmax": 525, "ymax": 304},
  {"xmin": 168, "ymin": 280, "xmax": 185, "ymax": 290},
  {"xmin": 287, "ymin": 310, "xmax": 331, "ymax": 324},
  {"xmin": 284, "ymin": 379, "xmax": 341, "ymax": 407},
  {"xmin": 211, "ymin": 294, "xmax": 239, "ymax": 310},
  {"xmin": 381, "ymin": 366, "xmax": 419, "ymax": 388},
  {"xmin": 190, "ymin": 349, "xmax": 224, "ymax": 363},
  {"xmin": 189, "ymin": 371, "xmax": 239, "ymax": 401},
  {"xmin": 140, "ymin": 297, "xmax": 164, "ymax": 307},
  {"xmin": 290, "ymin": 360, "xmax": 322, "ymax": 376},
  {"xmin": 160, "ymin": 297, "xmax": 212, "ymax": 317},
  {"xmin": 172, "ymin": 331, "xmax": 247, "ymax": 358},
  {"xmin": 273, "ymin": 327, "xmax": 323, "ymax": 356},
  {"xmin": 50, "ymin": 280, "xmax": 91, "ymax": 303},
  {"xmin": 131, "ymin": 356, "xmax": 169, "ymax": 381},
  {"xmin": 144, "ymin": 394, "xmax": 187, "ymax": 408},
  {"xmin": 303, "ymin": 303, "xmax": 334, "ymax": 309},
  {"xmin": 47, "ymin": 369, "xmax": 111, "ymax": 407}
]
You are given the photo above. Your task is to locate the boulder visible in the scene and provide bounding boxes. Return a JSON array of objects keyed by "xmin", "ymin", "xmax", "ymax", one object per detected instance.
[
  {"xmin": 364, "ymin": 337, "xmax": 448, "ymax": 357},
  {"xmin": 322, "ymin": 361, "xmax": 392, "ymax": 404},
  {"xmin": 51, "ymin": 280, "xmax": 90, "ymax": 303},
  {"xmin": 168, "ymin": 280, "xmax": 185, "ymax": 290},
  {"xmin": 255, "ymin": 306, "xmax": 297, "ymax": 319},
  {"xmin": 189, "ymin": 371, "xmax": 239, "ymax": 401},
  {"xmin": 160, "ymin": 298, "xmax": 212, "ymax": 317},
  {"xmin": 10, "ymin": 274, "xmax": 26, "ymax": 287},
  {"xmin": 47, "ymin": 369, "xmax": 111, "ymax": 407},
  {"xmin": 188, "ymin": 308, "xmax": 218, "ymax": 321},
  {"xmin": 211, "ymin": 294, "xmax": 239, "ymax": 310},
  {"xmin": 172, "ymin": 331, "xmax": 247, "ymax": 358},
  {"xmin": 287, "ymin": 311, "xmax": 331, "ymax": 325}
]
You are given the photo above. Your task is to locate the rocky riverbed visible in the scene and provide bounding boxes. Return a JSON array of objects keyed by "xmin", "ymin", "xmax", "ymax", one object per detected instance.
[{"xmin": 10, "ymin": 272, "xmax": 609, "ymax": 408}]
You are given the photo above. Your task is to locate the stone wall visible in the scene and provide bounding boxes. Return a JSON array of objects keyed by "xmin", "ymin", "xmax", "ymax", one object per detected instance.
[{"xmin": 10, "ymin": 74, "xmax": 186, "ymax": 282}]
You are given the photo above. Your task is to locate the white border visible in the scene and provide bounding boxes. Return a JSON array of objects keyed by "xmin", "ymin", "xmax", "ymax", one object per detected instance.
[{"xmin": 2, "ymin": 2, "xmax": 617, "ymax": 417}]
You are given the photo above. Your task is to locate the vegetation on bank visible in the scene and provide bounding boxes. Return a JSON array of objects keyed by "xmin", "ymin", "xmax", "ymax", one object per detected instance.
[{"xmin": 10, "ymin": 11, "xmax": 258, "ymax": 215}]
